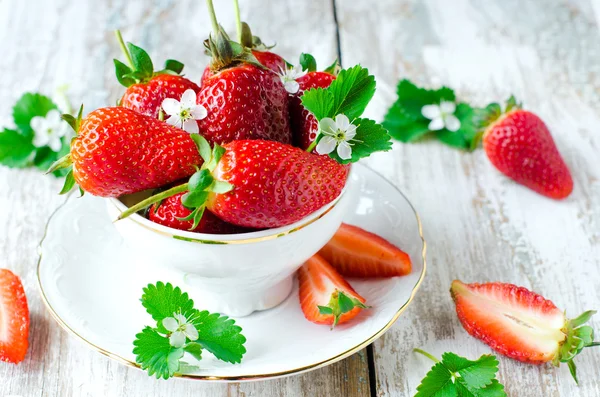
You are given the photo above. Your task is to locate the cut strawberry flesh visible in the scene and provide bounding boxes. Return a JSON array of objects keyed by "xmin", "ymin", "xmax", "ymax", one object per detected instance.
[
  {"xmin": 451, "ymin": 280, "xmax": 566, "ymax": 364},
  {"xmin": 0, "ymin": 269, "xmax": 29, "ymax": 364},
  {"xmin": 318, "ymin": 223, "xmax": 411, "ymax": 278}
]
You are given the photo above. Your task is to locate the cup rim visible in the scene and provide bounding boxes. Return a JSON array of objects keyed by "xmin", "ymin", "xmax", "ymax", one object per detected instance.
[{"xmin": 107, "ymin": 166, "xmax": 353, "ymax": 245}]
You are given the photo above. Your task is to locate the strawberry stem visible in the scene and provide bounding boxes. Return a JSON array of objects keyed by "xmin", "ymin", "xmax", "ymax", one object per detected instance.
[
  {"xmin": 114, "ymin": 30, "xmax": 135, "ymax": 70},
  {"xmin": 206, "ymin": 0, "xmax": 220, "ymax": 37},
  {"xmin": 305, "ymin": 139, "xmax": 318, "ymax": 153},
  {"xmin": 413, "ymin": 348, "xmax": 440, "ymax": 363},
  {"xmin": 117, "ymin": 183, "xmax": 189, "ymax": 221},
  {"xmin": 233, "ymin": 0, "xmax": 242, "ymax": 43}
]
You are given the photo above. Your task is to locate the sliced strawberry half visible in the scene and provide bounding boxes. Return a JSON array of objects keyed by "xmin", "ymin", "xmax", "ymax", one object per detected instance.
[
  {"xmin": 451, "ymin": 280, "xmax": 598, "ymax": 382},
  {"xmin": 318, "ymin": 223, "xmax": 412, "ymax": 278},
  {"xmin": 297, "ymin": 255, "xmax": 368, "ymax": 329},
  {"xmin": 0, "ymin": 269, "xmax": 29, "ymax": 364}
]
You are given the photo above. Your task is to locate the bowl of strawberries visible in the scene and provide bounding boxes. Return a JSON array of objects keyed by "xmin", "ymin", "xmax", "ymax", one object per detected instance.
[{"xmin": 48, "ymin": 4, "xmax": 392, "ymax": 317}]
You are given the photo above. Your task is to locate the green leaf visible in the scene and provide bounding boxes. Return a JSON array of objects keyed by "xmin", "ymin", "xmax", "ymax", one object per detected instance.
[
  {"xmin": 188, "ymin": 169, "xmax": 214, "ymax": 192},
  {"xmin": 299, "ymin": 53, "xmax": 317, "ymax": 72},
  {"xmin": 141, "ymin": 282, "xmax": 196, "ymax": 324},
  {"xmin": 113, "ymin": 59, "xmax": 136, "ymax": 87},
  {"xmin": 33, "ymin": 147, "xmax": 59, "ymax": 171},
  {"xmin": 181, "ymin": 191, "xmax": 209, "ymax": 209},
  {"xmin": 382, "ymin": 102, "xmax": 430, "ymax": 142},
  {"xmin": 318, "ymin": 306, "xmax": 334, "ymax": 315},
  {"xmin": 184, "ymin": 342, "xmax": 203, "ymax": 361},
  {"xmin": 59, "ymin": 169, "xmax": 76, "ymax": 194},
  {"xmin": 128, "ymin": 42, "xmax": 154, "ymax": 79},
  {"xmin": 414, "ymin": 362, "xmax": 456, "ymax": 397},
  {"xmin": 191, "ymin": 206, "xmax": 206, "ymax": 230},
  {"xmin": 209, "ymin": 180, "xmax": 234, "ymax": 194},
  {"xmin": 0, "ymin": 129, "xmax": 35, "ymax": 167},
  {"xmin": 12, "ymin": 93, "xmax": 58, "ymax": 137},
  {"xmin": 190, "ymin": 134, "xmax": 211, "ymax": 163},
  {"xmin": 328, "ymin": 65, "xmax": 375, "ymax": 120},
  {"xmin": 133, "ymin": 327, "xmax": 183, "ymax": 380},
  {"xmin": 164, "ymin": 59, "xmax": 184, "ymax": 75},
  {"xmin": 192, "ymin": 311, "xmax": 247, "ymax": 364},
  {"xmin": 326, "ymin": 118, "xmax": 392, "ymax": 164},
  {"xmin": 323, "ymin": 58, "xmax": 341, "ymax": 75},
  {"xmin": 455, "ymin": 378, "xmax": 506, "ymax": 397},
  {"xmin": 569, "ymin": 310, "xmax": 596, "ymax": 328},
  {"xmin": 394, "ymin": 79, "xmax": 455, "ymax": 117},
  {"xmin": 442, "ymin": 352, "xmax": 498, "ymax": 389},
  {"xmin": 300, "ymin": 88, "xmax": 334, "ymax": 121}
]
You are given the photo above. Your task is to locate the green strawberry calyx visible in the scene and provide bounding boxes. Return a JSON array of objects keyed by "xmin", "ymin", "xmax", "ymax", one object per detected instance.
[
  {"xmin": 113, "ymin": 30, "xmax": 185, "ymax": 88},
  {"xmin": 317, "ymin": 290, "xmax": 369, "ymax": 330},
  {"xmin": 554, "ymin": 310, "xmax": 599, "ymax": 384},
  {"xmin": 117, "ymin": 134, "xmax": 233, "ymax": 229},
  {"xmin": 470, "ymin": 95, "xmax": 523, "ymax": 149}
]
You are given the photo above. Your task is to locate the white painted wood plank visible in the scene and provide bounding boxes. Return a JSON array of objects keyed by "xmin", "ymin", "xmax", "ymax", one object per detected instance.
[
  {"xmin": 0, "ymin": 1, "xmax": 372, "ymax": 396},
  {"xmin": 336, "ymin": 0, "xmax": 600, "ymax": 396}
]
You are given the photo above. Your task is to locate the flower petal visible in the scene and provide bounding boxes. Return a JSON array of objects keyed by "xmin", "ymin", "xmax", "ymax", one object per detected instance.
[
  {"xmin": 444, "ymin": 114, "xmax": 461, "ymax": 132},
  {"xmin": 161, "ymin": 98, "xmax": 181, "ymax": 116},
  {"xmin": 335, "ymin": 114, "xmax": 350, "ymax": 131},
  {"xmin": 166, "ymin": 115, "xmax": 181, "ymax": 128},
  {"xmin": 421, "ymin": 104, "xmax": 441, "ymax": 120},
  {"xmin": 162, "ymin": 317, "xmax": 179, "ymax": 332},
  {"xmin": 428, "ymin": 117, "xmax": 445, "ymax": 131},
  {"xmin": 284, "ymin": 80, "xmax": 299, "ymax": 94},
  {"xmin": 30, "ymin": 116, "xmax": 46, "ymax": 134},
  {"xmin": 337, "ymin": 141, "xmax": 352, "ymax": 160},
  {"xmin": 169, "ymin": 331, "xmax": 186, "ymax": 348},
  {"xmin": 46, "ymin": 109, "xmax": 62, "ymax": 125},
  {"xmin": 319, "ymin": 118, "xmax": 337, "ymax": 135},
  {"xmin": 32, "ymin": 131, "xmax": 49, "ymax": 148},
  {"xmin": 48, "ymin": 136, "xmax": 63, "ymax": 152},
  {"xmin": 345, "ymin": 124, "xmax": 358, "ymax": 140},
  {"xmin": 190, "ymin": 104, "xmax": 208, "ymax": 120},
  {"xmin": 183, "ymin": 119, "xmax": 199, "ymax": 134},
  {"xmin": 181, "ymin": 89, "xmax": 197, "ymax": 108},
  {"xmin": 316, "ymin": 136, "xmax": 337, "ymax": 155},
  {"xmin": 183, "ymin": 324, "xmax": 199, "ymax": 341},
  {"xmin": 174, "ymin": 313, "xmax": 187, "ymax": 324},
  {"xmin": 439, "ymin": 101, "xmax": 456, "ymax": 114}
]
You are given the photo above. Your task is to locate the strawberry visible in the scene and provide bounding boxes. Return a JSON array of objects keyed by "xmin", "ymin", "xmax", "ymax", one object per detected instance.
[
  {"xmin": 149, "ymin": 192, "xmax": 254, "ymax": 234},
  {"xmin": 481, "ymin": 97, "xmax": 573, "ymax": 199},
  {"xmin": 119, "ymin": 138, "xmax": 349, "ymax": 229},
  {"xmin": 297, "ymin": 254, "xmax": 368, "ymax": 328},
  {"xmin": 113, "ymin": 31, "xmax": 200, "ymax": 119},
  {"xmin": 49, "ymin": 107, "xmax": 201, "ymax": 197},
  {"xmin": 0, "ymin": 269, "xmax": 29, "ymax": 364},
  {"xmin": 201, "ymin": 50, "xmax": 285, "ymax": 85},
  {"xmin": 318, "ymin": 223, "xmax": 412, "ymax": 278},
  {"xmin": 290, "ymin": 72, "xmax": 336, "ymax": 150},
  {"xmin": 451, "ymin": 280, "xmax": 598, "ymax": 382}
]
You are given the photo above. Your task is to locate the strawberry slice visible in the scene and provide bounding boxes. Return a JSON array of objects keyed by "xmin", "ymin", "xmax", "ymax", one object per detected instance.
[
  {"xmin": 297, "ymin": 254, "xmax": 368, "ymax": 329},
  {"xmin": 451, "ymin": 280, "xmax": 598, "ymax": 382},
  {"xmin": 0, "ymin": 269, "xmax": 29, "ymax": 364},
  {"xmin": 318, "ymin": 223, "xmax": 412, "ymax": 278}
]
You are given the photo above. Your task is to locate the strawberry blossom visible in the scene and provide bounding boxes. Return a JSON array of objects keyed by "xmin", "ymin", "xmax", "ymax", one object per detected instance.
[
  {"xmin": 278, "ymin": 65, "xmax": 307, "ymax": 94},
  {"xmin": 421, "ymin": 101, "xmax": 460, "ymax": 132},
  {"xmin": 316, "ymin": 114, "xmax": 358, "ymax": 160},
  {"xmin": 161, "ymin": 89, "xmax": 207, "ymax": 134},
  {"xmin": 162, "ymin": 312, "xmax": 199, "ymax": 348},
  {"xmin": 30, "ymin": 109, "xmax": 69, "ymax": 152}
]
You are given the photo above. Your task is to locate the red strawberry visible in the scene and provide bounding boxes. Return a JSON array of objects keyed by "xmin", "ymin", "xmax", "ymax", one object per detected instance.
[
  {"xmin": 51, "ymin": 107, "xmax": 201, "ymax": 197},
  {"xmin": 481, "ymin": 97, "xmax": 573, "ymax": 199},
  {"xmin": 290, "ymin": 72, "xmax": 336, "ymax": 150},
  {"xmin": 318, "ymin": 223, "xmax": 412, "ymax": 278},
  {"xmin": 149, "ymin": 192, "xmax": 254, "ymax": 234},
  {"xmin": 298, "ymin": 254, "xmax": 368, "ymax": 328},
  {"xmin": 113, "ymin": 31, "xmax": 200, "ymax": 119},
  {"xmin": 197, "ymin": 63, "xmax": 291, "ymax": 145},
  {"xmin": 451, "ymin": 280, "xmax": 597, "ymax": 381},
  {"xmin": 201, "ymin": 50, "xmax": 285, "ymax": 85},
  {"xmin": 207, "ymin": 140, "xmax": 348, "ymax": 228},
  {"xmin": 0, "ymin": 269, "xmax": 29, "ymax": 364},
  {"xmin": 121, "ymin": 74, "xmax": 201, "ymax": 119}
]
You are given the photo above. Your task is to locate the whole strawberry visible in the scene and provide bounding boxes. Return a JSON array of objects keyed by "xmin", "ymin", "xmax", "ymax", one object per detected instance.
[
  {"xmin": 120, "ymin": 138, "xmax": 349, "ymax": 229},
  {"xmin": 481, "ymin": 97, "xmax": 573, "ymax": 199},
  {"xmin": 113, "ymin": 31, "xmax": 200, "ymax": 119},
  {"xmin": 290, "ymin": 71, "xmax": 336, "ymax": 150},
  {"xmin": 149, "ymin": 192, "xmax": 254, "ymax": 234},
  {"xmin": 49, "ymin": 107, "xmax": 201, "ymax": 197},
  {"xmin": 451, "ymin": 280, "xmax": 597, "ymax": 383}
]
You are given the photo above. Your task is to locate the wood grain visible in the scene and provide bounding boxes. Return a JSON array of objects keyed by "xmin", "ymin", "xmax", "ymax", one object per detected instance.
[
  {"xmin": 0, "ymin": 0, "xmax": 371, "ymax": 396},
  {"xmin": 335, "ymin": 0, "xmax": 600, "ymax": 395}
]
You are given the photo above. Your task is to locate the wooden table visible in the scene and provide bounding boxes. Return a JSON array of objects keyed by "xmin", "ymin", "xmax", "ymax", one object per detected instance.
[{"xmin": 1, "ymin": 0, "xmax": 599, "ymax": 395}]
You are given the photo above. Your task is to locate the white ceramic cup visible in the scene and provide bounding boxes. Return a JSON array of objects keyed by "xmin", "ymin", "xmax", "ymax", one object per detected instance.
[{"xmin": 105, "ymin": 170, "xmax": 357, "ymax": 317}]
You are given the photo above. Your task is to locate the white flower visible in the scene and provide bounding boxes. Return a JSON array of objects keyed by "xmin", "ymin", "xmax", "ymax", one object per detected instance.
[
  {"xmin": 162, "ymin": 312, "xmax": 199, "ymax": 348},
  {"xmin": 315, "ymin": 114, "xmax": 358, "ymax": 160},
  {"xmin": 30, "ymin": 109, "xmax": 69, "ymax": 152},
  {"xmin": 161, "ymin": 89, "xmax": 207, "ymax": 134},
  {"xmin": 278, "ymin": 65, "xmax": 307, "ymax": 94},
  {"xmin": 421, "ymin": 101, "xmax": 461, "ymax": 132}
]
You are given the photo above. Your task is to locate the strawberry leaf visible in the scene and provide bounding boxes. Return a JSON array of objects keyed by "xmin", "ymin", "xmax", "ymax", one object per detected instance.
[
  {"xmin": 323, "ymin": 59, "xmax": 341, "ymax": 75},
  {"xmin": 299, "ymin": 53, "xmax": 317, "ymax": 72},
  {"xmin": 328, "ymin": 65, "xmax": 375, "ymax": 120},
  {"xmin": 128, "ymin": 42, "xmax": 154, "ymax": 80},
  {"xmin": 383, "ymin": 102, "xmax": 429, "ymax": 142},
  {"xmin": 301, "ymin": 88, "xmax": 334, "ymax": 121},
  {"xmin": 0, "ymin": 128, "xmax": 35, "ymax": 168},
  {"xmin": 59, "ymin": 169, "xmax": 76, "ymax": 195},
  {"xmin": 133, "ymin": 327, "xmax": 184, "ymax": 380},
  {"xmin": 184, "ymin": 342, "xmax": 203, "ymax": 361},
  {"xmin": 164, "ymin": 59, "xmax": 184, "ymax": 75},
  {"xmin": 141, "ymin": 282, "xmax": 196, "ymax": 324},
  {"xmin": 191, "ymin": 311, "xmax": 247, "ymax": 364},
  {"xmin": 324, "ymin": 118, "xmax": 392, "ymax": 164},
  {"xmin": 12, "ymin": 93, "xmax": 58, "ymax": 137},
  {"xmin": 113, "ymin": 59, "xmax": 136, "ymax": 87},
  {"xmin": 414, "ymin": 362, "xmax": 455, "ymax": 397}
]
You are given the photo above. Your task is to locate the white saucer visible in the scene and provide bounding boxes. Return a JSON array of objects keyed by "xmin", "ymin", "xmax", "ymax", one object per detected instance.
[{"xmin": 37, "ymin": 163, "xmax": 426, "ymax": 381}]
